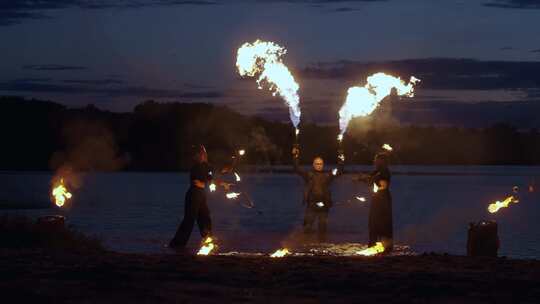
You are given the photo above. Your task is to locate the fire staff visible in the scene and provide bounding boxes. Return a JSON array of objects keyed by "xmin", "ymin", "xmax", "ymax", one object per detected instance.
[
  {"xmin": 292, "ymin": 146, "xmax": 344, "ymax": 242},
  {"xmin": 169, "ymin": 145, "xmax": 229, "ymax": 249}
]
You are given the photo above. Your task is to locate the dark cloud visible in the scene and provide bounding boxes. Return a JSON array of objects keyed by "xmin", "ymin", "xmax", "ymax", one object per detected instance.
[
  {"xmin": 484, "ymin": 0, "xmax": 540, "ymax": 9},
  {"xmin": 302, "ymin": 58, "xmax": 540, "ymax": 90},
  {"xmin": 22, "ymin": 64, "xmax": 88, "ymax": 71}
]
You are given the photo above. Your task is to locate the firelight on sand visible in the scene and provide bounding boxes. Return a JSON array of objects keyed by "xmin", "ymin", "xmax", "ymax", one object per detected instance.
[
  {"xmin": 357, "ymin": 242, "xmax": 385, "ymax": 256},
  {"xmin": 488, "ymin": 196, "xmax": 518, "ymax": 213},
  {"xmin": 270, "ymin": 248, "xmax": 290, "ymax": 258},
  {"xmin": 52, "ymin": 178, "xmax": 72, "ymax": 207},
  {"xmin": 197, "ymin": 237, "xmax": 215, "ymax": 255},
  {"xmin": 236, "ymin": 40, "xmax": 301, "ymax": 128},
  {"xmin": 338, "ymin": 73, "xmax": 420, "ymax": 136}
]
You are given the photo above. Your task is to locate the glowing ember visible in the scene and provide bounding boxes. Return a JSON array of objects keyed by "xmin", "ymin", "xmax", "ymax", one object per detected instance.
[
  {"xmin": 52, "ymin": 178, "xmax": 72, "ymax": 207},
  {"xmin": 488, "ymin": 196, "xmax": 518, "ymax": 213},
  {"xmin": 238, "ymin": 149, "xmax": 246, "ymax": 156},
  {"xmin": 234, "ymin": 172, "xmax": 241, "ymax": 182},
  {"xmin": 226, "ymin": 192, "xmax": 241, "ymax": 199},
  {"xmin": 338, "ymin": 73, "xmax": 420, "ymax": 135},
  {"xmin": 197, "ymin": 237, "xmax": 215, "ymax": 255},
  {"xmin": 270, "ymin": 248, "xmax": 290, "ymax": 258},
  {"xmin": 356, "ymin": 196, "xmax": 366, "ymax": 202},
  {"xmin": 357, "ymin": 242, "xmax": 385, "ymax": 256},
  {"xmin": 236, "ymin": 40, "xmax": 301, "ymax": 128},
  {"xmin": 382, "ymin": 144, "xmax": 393, "ymax": 152},
  {"xmin": 209, "ymin": 183, "xmax": 216, "ymax": 192},
  {"xmin": 373, "ymin": 183, "xmax": 379, "ymax": 193}
]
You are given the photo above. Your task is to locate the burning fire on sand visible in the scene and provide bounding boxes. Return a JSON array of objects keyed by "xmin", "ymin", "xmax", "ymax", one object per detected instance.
[
  {"xmin": 197, "ymin": 237, "xmax": 216, "ymax": 255},
  {"xmin": 488, "ymin": 196, "xmax": 518, "ymax": 213},
  {"xmin": 52, "ymin": 178, "xmax": 72, "ymax": 207},
  {"xmin": 357, "ymin": 242, "xmax": 385, "ymax": 256},
  {"xmin": 270, "ymin": 248, "xmax": 290, "ymax": 258}
]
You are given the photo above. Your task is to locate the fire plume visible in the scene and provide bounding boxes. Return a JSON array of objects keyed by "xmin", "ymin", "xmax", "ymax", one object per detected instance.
[
  {"xmin": 236, "ymin": 40, "xmax": 301, "ymax": 128},
  {"xmin": 270, "ymin": 248, "xmax": 290, "ymax": 258},
  {"xmin": 197, "ymin": 237, "xmax": 215, "ymax": 255},
  {"xmin": 52, "ymin": 178, "xmax": 72, "ymax": 207},
  {"xmin": 357, "ymin": 242, "xmax": 385, "ymax": 256},
  {"xmin": 338, "ymin": 73, "xmax": 420, "ymax": 135},
  {"xmin": 488, "ymin": 196, "xmax": 518, "ymax": 213}
]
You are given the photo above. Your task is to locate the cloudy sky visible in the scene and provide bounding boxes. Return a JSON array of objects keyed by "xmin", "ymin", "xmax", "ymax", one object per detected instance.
[{"xmin": 1, "ymin": 0, "xmax": 540, "ymax": 127}]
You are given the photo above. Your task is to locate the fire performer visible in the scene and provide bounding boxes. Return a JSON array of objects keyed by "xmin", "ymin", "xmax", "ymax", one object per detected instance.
[
  {"xmin": 169, "ymin": 145, "xmax": 230, "ymax": 250},
  {"xmin": 355, "ymin": 152, "xmax": 393, "ymax": 251},
  {"xmin": 292, "ymin": 146, "xmax": 344, "ymax": 242}
]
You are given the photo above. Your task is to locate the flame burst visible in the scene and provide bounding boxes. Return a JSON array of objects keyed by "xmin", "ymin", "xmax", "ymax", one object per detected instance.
[
  {"xmin": 226, "ymin": 192, "xmax": 241, "ymax": 199},
  {"xmin": 338, "ymin": 73, "xmax": 420, "ymax": 135},
  {"xmin": 236, "ymin": 40, "xmax": 301, "ymax": 128},
  {"xmin": 197, "ymin": 237, "xmax": 215, "ymax": 255},
  {"xmin": 52, "ymin": 178, "xmax": 72, "ymax": 207},
  {"xmin": 357, "ymin": 242, "xmax": 385, "ymax": 256},
  {"xmin": 382, "ymin": 144, "xmax": 393, "ymax": 152},
  {"xmin": 488, "ymin": 196, "xmax": 518, "ymax": 213},
  {"xmin": 270, "ymin": 248, "xmax": 290, "ymax": 258}
]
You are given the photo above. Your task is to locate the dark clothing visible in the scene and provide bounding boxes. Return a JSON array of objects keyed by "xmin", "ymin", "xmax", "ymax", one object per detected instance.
[
  {"xmin": 169, "ymin": 162, "xmax": 214, "ymax": 249},
  {"xmin": 366, "ymin": 167, "xmax": 393, "ymax": 249},
  {"xmin": 294, "ymin": 157, "xmax": 343, "ymax": 242}
]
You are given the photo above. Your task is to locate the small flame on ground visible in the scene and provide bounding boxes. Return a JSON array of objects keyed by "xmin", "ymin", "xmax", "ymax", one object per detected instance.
[
  {"xmin": 197, "ymin": 237, "xmax": 215, "ymax": 255},
  {"xmin": 332, "ymin": 168, "xmax": 338, "ymax": 176},
  {"xmin": 234, "ymin": 172, "xmax": 241, "ymax": 182},
  {"xmin": 338, "ymin": 73, "xmax": 420, "ymax": 135},
  {"xmin": 52, "ymin": 178, "xmax": 72, "ymax": 207},
  {"xmin": 209, "ymin": 183, "xmax": 216, "ymax": 192},
  {"xmin": 488, "ymin": 196, "xmax": 518, "ymax": 213},
  {"xmin": 356, "ymin": 242, "xmax": 385, "ymax": 256},
  {"xmin": 236, "ymin": 40, "xmax": 301, "ymax": 128},
  {"xmin": 226, "ymin": 192, "xmax": 241, "ymax": 199},
  {"xmin": 356, "ymin": 196, "xmax": 366, "ymax": 202},
  {"xmin": 373, "ymin": 183, "xmax": 379, "ymax": 193},
  {"xmin": 382, "ymin": 144, "xmax": 393, "ymax": 152},
  {"xmin": 270, "ymin": 248, "xmax": 290, "ymax": 258},
  {"xmin": 238, "ymin": 149, "xmax": 246, "ymax": 156}
]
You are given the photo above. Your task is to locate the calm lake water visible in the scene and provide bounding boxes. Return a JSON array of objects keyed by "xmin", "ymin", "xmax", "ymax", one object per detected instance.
[{"xmin": 1, "ymin": 166, "xmax": 539, "ymax": 258}]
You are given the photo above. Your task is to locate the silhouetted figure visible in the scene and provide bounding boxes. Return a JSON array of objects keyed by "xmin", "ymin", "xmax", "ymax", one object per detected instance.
[
  {"xmin": 169, "ymin": 145, "xmax": 229, "ymax": 249},
  {"xmin": 356, "ymin": 153, "xmax": 393, "ymax": 251},
  {"xmin": 292, "ymin": 146, "xmax": 343, "ymax": 242}
]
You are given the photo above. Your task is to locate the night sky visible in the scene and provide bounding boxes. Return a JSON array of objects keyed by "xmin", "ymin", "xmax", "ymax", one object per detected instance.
[{"xmin": 1, "ymin": 0, "xmax": 540, "ymax": 127}]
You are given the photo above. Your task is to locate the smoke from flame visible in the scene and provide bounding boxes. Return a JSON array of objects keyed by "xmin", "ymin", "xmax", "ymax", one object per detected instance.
[
  {"xmin": 338, "ymin": 73, "xmax": 420, "ymax": 135},
  {"xmin": 197, "ymin": 237, "xmax": 215, "ymax": 255},
  {"xmin": 356, "ymin": 242, "xmax": 385, "ymax": 256},
  {"xmin": 51, "ymin": 178, "xmax": 72, "ymax": 207},
  {"xmin": 270, "ymin": 248, "xmax": 290, "ymax": 258},
  {"xmin": 488, "ymin": 196, "xmax": 518, "ymax": 213},
  {"xmin": 236, "ymin": 40, "xmax": 301, "ymax": 128}
]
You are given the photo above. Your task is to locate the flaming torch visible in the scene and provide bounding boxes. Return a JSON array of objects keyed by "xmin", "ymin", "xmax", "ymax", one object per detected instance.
[
  {"xmin": 270, "ymin": 248, "xmax": 290, "ymax": 258},
  {"xmin": 357, "ymin": 242, "xmax": 385, "ymax": 256},
  {"xmin": 51, "ymin": 178, "xmax": 72, "ymax": 207},
  {"xmin": 236, "ymin": 40, "xmax": 301, "ymax": 135},
  {"xmin": 338, "ymin": 73, "xmax": 420, "ymax": 138},
  {"xmin": 488, "ymin": 196, "xmax": 518, "ymax": 213},
  {"xmin": 197, "ymin": 237, "xmax": 216, "ymax": 256}
]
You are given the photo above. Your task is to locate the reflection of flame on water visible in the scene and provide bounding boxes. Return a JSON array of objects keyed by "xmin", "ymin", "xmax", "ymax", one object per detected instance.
[
  {"xmin": 488, "ymin": 195, "xmax": 518, "ymax": 213},
  {"xmin": 338, "ymin": 73, "xmax": 420, "ymax": 136},
  {"xmin": 197, "ymin": 237, "xmax": 215, "ymax": 255},
  {"xmin": 234, "ymin": 172, "xmax": 241, "ymax": 182},
  {"xmin": 226, "ymin": 192, "xmax": 241, "ymax": 199},
  {"xmin": 209, "ymin": 183, "xmax": 216, "ymax": 192},
  {"xmin": 356, "ymin": 242, "xmax": 385, "ymax": 256},
  {"xmin": 270, "ymin": 248, "xmax": 290, "ymax": 258},
  {"xmin": 382, "ymin": 144, "xmax": 393, "ymax": 152},
  {"xmin": 236, "ymin": 40, "xmax": 301, "ymax": 128},
  {"xmin": 52, "ymin": 178, "xmax": 72, "ymax": 207},
  {"xmin": 356, "ymin": 196, "xmax": 366, "ymax": 202},
  {"xmin": 373, "ymin": 183, "xmax": 379, "ymax": 193}
]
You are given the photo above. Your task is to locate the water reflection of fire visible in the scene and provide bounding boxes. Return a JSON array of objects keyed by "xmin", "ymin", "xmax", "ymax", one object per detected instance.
[
  {"xmin": 270, "ymin": 248, "xmax": 290, "ymax": 258},
  {"xmin": 197, "ymin": 237, "xmax": 215, "ymax": 255},
  {"xmin": 356, "ymin": 242, "xmax": 385, "ymax": 256},
  {"xmin": 488, "ymin": 196, "xmax": 518, "ymax": 213},
  {"xmin": 52, "ymin": 178, "xmax": 72, "ymax": 207}
]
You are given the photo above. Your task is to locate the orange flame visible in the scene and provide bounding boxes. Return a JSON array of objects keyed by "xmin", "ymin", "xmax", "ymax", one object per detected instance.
[
  {"xmin": 357, "ymin": 242, "xmax": 385, "ymax": 256},
  {"xmin": 270, "ymin": 248, "xmax": 290, "ymax": 258},
  {"xmin": 52, "ymin": 178, "xmax": 72, "ymax": 207},
  {"xmin": 197, "ymin": 237, "xmax": 215, "ymax": 255},
  {"xmin": 488, "ymin": 196, "xmax": 518, "ymax": 213}
]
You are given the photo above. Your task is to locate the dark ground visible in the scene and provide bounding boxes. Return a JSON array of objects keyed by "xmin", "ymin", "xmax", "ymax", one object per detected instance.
[{"xmin": 1, "ymin": 249, "xmax": 540, "ymax": 303}]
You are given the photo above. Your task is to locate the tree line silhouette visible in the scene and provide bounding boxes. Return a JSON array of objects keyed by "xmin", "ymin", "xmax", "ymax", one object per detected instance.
[{"xmin": 1, "ymin": 96, "xmax": 539, "ymax": 172}]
